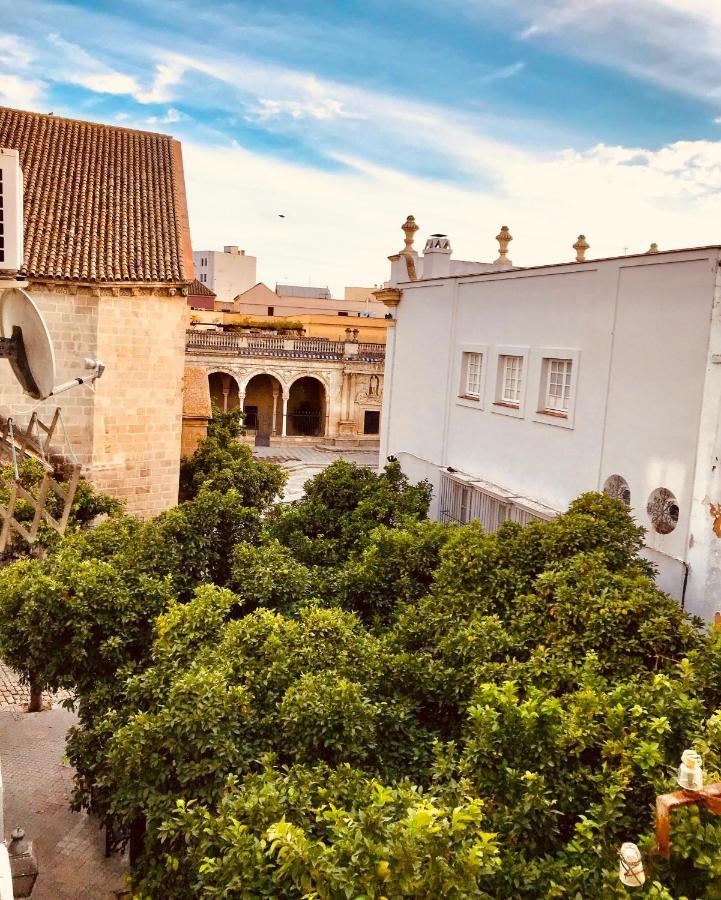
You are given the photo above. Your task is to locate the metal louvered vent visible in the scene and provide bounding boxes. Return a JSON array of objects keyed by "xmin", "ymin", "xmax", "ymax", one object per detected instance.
[{"xmin": 0, "ymin": 148, "xmax": 22, "ymax": 272}]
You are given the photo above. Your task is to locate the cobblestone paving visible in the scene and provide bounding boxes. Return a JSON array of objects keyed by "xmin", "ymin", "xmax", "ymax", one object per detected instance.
[
  {"xmin": 252, "ymin": 444, "xmax": 379, "ymax": 466},
  {"xmin": 0, "ymin": 704, "xmax": 129, "ymax": 899},
  {"xmin": 0, "ymin": 659, "xmax": 70, "ymax": 716},
  {"xmin": 1, "ymin": 661, "xmax": 127, "ymax": 898}
]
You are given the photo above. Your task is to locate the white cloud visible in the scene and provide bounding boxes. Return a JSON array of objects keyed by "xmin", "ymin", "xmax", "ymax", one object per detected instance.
[
  {"xmin": 479, "ymin": 61, "xmax": 525, "ymax": 82},
  {"xmin": 146, "ymin": 107, "xmax": 187, "ymax": 126},
  {"xmin": 0, "ymin": 74, "xmax": 45, "ymax": 109},
  {"xmin": 480, "ymin": 0, "xmax": 721, "ymax": 101},
  {"xmin": 134, "ymin": 62, "xmax": 184, "ymax": 104},
  {"xmin": 0, "ymin": 35, "xmax": 33, "ymax": 69},
  {"xmin": 46, "ymin": 35, "xmax": 184, "ymax": 104},
  {"xmin": 250, "ymin": 96, "xmax": 361, "ymax": 122},
  {"xmin": 183, "ymin": 133, "xmax": 721, "ymax": 296}
]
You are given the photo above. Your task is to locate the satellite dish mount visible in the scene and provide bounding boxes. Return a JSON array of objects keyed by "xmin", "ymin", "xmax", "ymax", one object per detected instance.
[{"xmin": 0, "ymin": 287, "xmax": 104, "ymax": 400}]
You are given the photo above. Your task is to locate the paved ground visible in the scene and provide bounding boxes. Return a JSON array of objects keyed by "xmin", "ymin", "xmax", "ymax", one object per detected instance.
[
  {"xmin": 0, "ymin": 664, "xmax": 128, "ymax": 899},
  {"xmin": 0, "ymin": 660, "xmax": 70, "ymax": 712},
  {"xmin": 253, "ymin": 443, "xmax": 380, "ymax": 503},
  {"xmin": 252, "ymin": 444, "xmax": 380, "ymax": 466}
]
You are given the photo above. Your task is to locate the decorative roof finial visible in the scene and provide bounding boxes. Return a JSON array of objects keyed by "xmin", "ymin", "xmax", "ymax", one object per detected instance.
[
  {"xmin": 495, "ymin": 225, "xmax": 513, "ymax": 265},
  {"xmin": 402, "ymin": 215, "xmax": 418, "ymax": 252},
  {"xmin": 573, "ymin": 234, "xmax": 589, "ymax": 262},
  {"xmin": 647, "ymin": 242, "xmax": 659, "ymax": 254}
]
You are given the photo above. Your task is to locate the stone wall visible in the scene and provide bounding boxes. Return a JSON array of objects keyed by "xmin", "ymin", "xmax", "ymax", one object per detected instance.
[
  {"xmin": 0, "ymin": 282, "xmax": 187, "ymax": 518},
  {"xmin": 91, "ymin": 290, "xmax": 187, "ymax": 517}
]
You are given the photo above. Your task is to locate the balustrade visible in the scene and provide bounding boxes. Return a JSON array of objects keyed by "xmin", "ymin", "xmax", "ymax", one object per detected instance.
[{"xmin": 186, "ymin": 330, "xmax": 385, "ymax": 361}]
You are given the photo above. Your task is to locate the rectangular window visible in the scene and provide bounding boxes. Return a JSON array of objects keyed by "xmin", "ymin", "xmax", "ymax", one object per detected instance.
[
  {"xmin": 544, "ymin": 358, "xmax": 572, "ymax": 412},
  {"xmin": 500, "ymin": 355, "xmax": 523, "ymax": 405},
  {"xmin": 267, "ymin": 306, "xmax": 275, "ymax": 316},
  {"xmin": 461, "ymin": 352, "xmax": 482, "ymax": 398}
]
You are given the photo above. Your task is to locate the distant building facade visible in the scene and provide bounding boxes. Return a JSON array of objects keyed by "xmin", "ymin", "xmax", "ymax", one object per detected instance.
[
  {"xmin": 183, "ymin": 331, "xmax": 385, "ymax": 454},
  {"xmin": 378, "ymin": 216, "xmax": 721, "ymax": 622},
  {"xmin": 220, "ymin": 282, "xmax": 386, "ymax": 319},
  {"xmin": 187, "ymin": 278, "xmax": 216, "ymax": 312},
  {"xmin": 0, "ymin": 107, "xmax": 193, "ymax": 517},
  {"xmin": 193, "ymin": 245, "xmax": 257, "ymax": 301}
]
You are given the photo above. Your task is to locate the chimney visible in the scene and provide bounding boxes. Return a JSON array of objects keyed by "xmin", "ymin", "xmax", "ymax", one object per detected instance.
[
  {"xmin": 422, "ymin": 234, "xmax": 452, "ymax": 279},
  {"xmin": 0, "ymin": 148, "xmax": 24, "ymax": 274}
]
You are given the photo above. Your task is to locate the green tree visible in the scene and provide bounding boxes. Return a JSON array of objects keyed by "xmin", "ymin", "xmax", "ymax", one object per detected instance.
[
  {"xmin": 179, "ymin": 407, "xmax": 285, "ymax": 504},
  {"xmin": 268, "ymin": 459, "xmax": 432, "ymax": 566}
]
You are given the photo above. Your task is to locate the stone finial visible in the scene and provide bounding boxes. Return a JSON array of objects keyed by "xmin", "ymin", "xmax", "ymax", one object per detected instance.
[
  {"xmin": 573, "ymin": 234, "xmax": 589, "ymax": 262},
  {"xmin": 495, "ymin": 225, "xmax": 513, "ymax": 265},
  {"xmin": 402, "ymin": 215, "xmax": 418, "ymax": 252},
  {"xmin": 648, "ymin": 242, "xmax": 659, "ymax": 254}
]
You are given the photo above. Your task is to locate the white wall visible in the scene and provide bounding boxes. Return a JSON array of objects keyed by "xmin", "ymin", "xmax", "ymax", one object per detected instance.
[
  {"xmin": 194, "ymin": 249, "xmax": 257, "ymax": 301},
  {"xmin": 383, "ymin": 249, "xmax": 721, "ymax": 610}
]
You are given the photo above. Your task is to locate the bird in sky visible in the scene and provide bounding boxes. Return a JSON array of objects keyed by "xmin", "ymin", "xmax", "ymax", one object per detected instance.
[{"xmin": 278, "ymin": 214, "xmax": 286, "ymax": 218}]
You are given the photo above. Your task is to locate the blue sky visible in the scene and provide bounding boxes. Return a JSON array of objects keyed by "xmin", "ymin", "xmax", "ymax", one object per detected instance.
[{"xmin": 2, "ymin": 0, "xmax": 721, "ymax": 292}]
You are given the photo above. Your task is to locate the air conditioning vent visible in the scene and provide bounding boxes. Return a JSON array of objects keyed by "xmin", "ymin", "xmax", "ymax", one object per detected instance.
[{"xmin": 0, "ymin": 149, "xmax": 23, "ymax": 273}]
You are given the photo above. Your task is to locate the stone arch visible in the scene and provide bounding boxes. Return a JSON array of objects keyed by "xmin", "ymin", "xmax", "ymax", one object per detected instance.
[
  {"xmin": 286, "ymin": 370, "xmax": 330, "ymax": 393},
  {"xmin": 287, "ymin": 375, "xmax": 327, "ymax": 437},
  {"xmin": 239, "ymin": 367, "xmax": 287, "ymax": 394},
  {"xmin": 243, "ymin": 372, "xmax": 284, "ymax": 436},
  {"xmin": 208, "ymin": 369, "xmax": 241, "ymax": 413}
]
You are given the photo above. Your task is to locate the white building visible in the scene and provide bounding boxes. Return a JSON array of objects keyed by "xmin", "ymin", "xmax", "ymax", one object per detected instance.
[
  {"xmin": 193, "ymin": 245, "xmax": 257, "ymax": 301},
  {"xmin": 376, "ymin": 216, "xmax": 721, "ymax": 622}
]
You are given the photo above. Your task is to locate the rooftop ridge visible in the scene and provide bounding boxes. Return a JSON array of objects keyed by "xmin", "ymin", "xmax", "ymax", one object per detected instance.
[{"xmin": 0, "ymin": 105, "xmax": 173, "ymax": 139}]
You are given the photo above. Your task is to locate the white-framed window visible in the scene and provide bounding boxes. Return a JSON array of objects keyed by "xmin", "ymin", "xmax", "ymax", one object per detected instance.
[
  {"xmin": 491, "ymin": 346, "xmax": 529, "ymax": 419},
  {"xmin": 533, "ymin": 348, "xmax": 580, "ymax": 429},
  {"xmin": 456, "ymin": 343, "xmax": 488, "ymax": 410},
  {"xmin": 462, "ymin": 352, "xmax": 482, "ymax": 397},
  {"xmin": 501, "ymin": 355, "xmax": 523, "ymax": 404},
  {"xmin": 544, "ymin": 358, "xmax": 572, "ymax": 412}
]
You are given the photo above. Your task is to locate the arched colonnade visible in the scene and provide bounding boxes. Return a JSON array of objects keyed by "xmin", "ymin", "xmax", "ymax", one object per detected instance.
[{"xmin": 207, "ymin": 368, "xmax": 328, "ymax": 438}]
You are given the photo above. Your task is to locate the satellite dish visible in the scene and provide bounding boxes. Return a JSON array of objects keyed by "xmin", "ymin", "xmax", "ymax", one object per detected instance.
[
  {"xmin": 0, "ymin": 288, "xmax": 55, "ymax": 399},
  {"xmin": 0, "ymin": 287, "xmax": 104, "ymax": 400}
]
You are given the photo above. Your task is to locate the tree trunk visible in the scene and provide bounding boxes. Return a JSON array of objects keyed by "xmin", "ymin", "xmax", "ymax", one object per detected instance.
[
  {"xmin": 129, "ymin": 815, "xmax": 146, "ymax": 868},
  {"xmin": 27, "ymin": 677, "xmax": 42, "ymax": 712}
]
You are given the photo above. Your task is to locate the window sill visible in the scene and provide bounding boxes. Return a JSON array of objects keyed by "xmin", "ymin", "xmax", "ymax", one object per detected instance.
[
  {"xmin": 458, "ymin": 394, "xmax": 480, "ymax": 402},
  {"xmin": 537, "ymin": 409, "xmax": 568, "ymax": 419},
  {"xmin": 493, "ymin": 401, "xmax": 520, "ymax": 410}
]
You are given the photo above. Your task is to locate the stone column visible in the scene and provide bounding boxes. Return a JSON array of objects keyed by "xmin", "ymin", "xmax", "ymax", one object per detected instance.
[
  {"xmin": 221, "ymin": 374, "xmax": 230, "ymax": 413},
  {"xmin": 271, "ymin": 389, "xmax": 279, "ymax": 436},
  {"xmin": 281, "ymin": 393, "xmax": 288, "ymax": 438}
]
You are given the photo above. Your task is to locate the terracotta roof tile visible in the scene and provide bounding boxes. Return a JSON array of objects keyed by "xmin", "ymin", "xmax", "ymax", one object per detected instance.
[
  {"xmin": 188, "ymin": 278, "xmax": 216, "ymax": 297},
  {"xmin": 0, "ymin": 107, "xmax": 193, "ymax": 283}
]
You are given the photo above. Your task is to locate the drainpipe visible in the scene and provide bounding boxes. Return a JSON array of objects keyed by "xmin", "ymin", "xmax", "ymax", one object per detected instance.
[{"xmin": 680, "ymin": 561, "xmax": 690, "ymax": 610}]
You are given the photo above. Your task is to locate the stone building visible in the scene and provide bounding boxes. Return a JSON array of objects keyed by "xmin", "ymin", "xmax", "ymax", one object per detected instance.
[
  {"xmin": 377, "ymin": 216, "xmax": 721, "ymax": 622},
  {"xmin": 0, "ymin": 107, "xmax": 193, "ymax": 517},
  {"xmin": 183, "ymin": 330, "xmax": 385, "ymax": 453}
]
